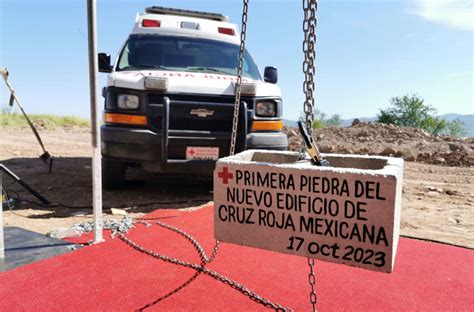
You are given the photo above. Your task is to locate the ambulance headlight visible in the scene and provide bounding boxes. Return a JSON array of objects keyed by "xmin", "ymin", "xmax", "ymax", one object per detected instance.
[
  {"xmin": 255, "ymin": 101, "xmax": 276, "ymax": 117},
  {"xmin": 117, "ymin": 94, "xmax": 140, "ymax": 109}
]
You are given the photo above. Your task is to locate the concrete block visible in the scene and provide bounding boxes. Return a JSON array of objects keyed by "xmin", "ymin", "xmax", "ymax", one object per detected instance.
[{"xmin": 214, "ymin": 150, "xmax": 404, "ymax": 273}]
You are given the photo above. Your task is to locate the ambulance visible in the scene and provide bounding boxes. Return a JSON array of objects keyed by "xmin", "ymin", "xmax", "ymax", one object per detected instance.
[{"xmin": 99, "ymin": 6, "xmax": 287, "ymax": 187}]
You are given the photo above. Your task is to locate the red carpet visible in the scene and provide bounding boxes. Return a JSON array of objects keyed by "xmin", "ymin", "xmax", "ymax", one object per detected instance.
[{"xmin": 1, "ymin": 206, "xmax": 472, "ymax": 311}]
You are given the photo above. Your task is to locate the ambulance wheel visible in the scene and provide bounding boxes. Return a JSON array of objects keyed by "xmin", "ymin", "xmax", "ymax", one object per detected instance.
[{"xmin": 102, "ymin": 158, "xmax": 126, "ymax": 189}]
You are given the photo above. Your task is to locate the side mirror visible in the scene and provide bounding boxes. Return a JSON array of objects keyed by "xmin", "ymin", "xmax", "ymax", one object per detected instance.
[
  {"xmin": 264, "ymin": 66, "xmax": 278, "ymax": 84},
  {"xmin": 98, "ymin": 53, "xmax": 112, "ymax": 73}
]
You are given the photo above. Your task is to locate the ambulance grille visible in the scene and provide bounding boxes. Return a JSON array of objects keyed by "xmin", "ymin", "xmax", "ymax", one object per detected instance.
[
  {"xmin": 147, "ymin": 94, "xmax": 251, "ymax": 133},
  {"xmin": 169, "ymin": 117, "xmax": 233, "ymax": 132}
]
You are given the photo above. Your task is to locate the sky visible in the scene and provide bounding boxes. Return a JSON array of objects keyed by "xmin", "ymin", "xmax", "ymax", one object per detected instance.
[{"xmin": 0, "ymin": 0, "xmax": 473, "ymax": 121}]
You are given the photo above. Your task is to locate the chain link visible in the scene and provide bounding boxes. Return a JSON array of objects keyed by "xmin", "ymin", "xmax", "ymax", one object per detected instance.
[
  {"xmin": 307, "ymin": 258, "xmax": 318, "ymax": 311},
  {"xmin": 117, "ymin": 222, "xmax": 291, "ymax": 311},
  {"xmin": 303, "ymin": 1, "xmax": 319, "ymax": 310},
  {"xmin": 156, "ymin": 221, "xmax": 220, "ymax": 263},
  {"xmin": 302, "ymin": 0, "xmax": 318, "ymax": 137},
  {"xmin": 136, "ymin": 263, "xmax": 204, "ymax": 311},
  {"xmin": 229, "ymin": 0, "xmax": 249, "ymax": 156},
  {"xmin": 75, "ymin": 217, "xmax": 291, "ymax": 310}
]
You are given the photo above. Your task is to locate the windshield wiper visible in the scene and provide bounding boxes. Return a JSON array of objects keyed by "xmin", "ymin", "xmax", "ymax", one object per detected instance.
[
  {"xmin": 119, "ymin": 64, "xmax": 169, "ymax": 71},
  {"xmin": 187, "ymin": 67, "xmax": 231, "ymax": 75},
  {"xmin": 138, "ymin": 64, "xmax": 170, "ymax": 70}
]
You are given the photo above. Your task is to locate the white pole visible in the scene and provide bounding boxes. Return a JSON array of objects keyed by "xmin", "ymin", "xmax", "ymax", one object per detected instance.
[{"xmin": 87, "ymin": 0, "xmax": 103, "ymax": 243}]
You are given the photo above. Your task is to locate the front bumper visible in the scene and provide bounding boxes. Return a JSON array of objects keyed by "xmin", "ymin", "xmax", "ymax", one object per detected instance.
[
  {"xmin": 101, "ymin": 126, "xmax": 288, "ymax": 173},
  {"xmin": 247, "ymin": 132, "xmax": 288, "ymax": 150}
]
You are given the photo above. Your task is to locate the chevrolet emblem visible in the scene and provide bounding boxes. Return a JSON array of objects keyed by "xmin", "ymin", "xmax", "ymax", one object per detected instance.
[{"xmin": 190, "ymin": 108, "xmax": 215, "ymax": 118}]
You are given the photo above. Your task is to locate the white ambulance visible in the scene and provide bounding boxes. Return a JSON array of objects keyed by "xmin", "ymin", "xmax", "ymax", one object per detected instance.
[{"xmin": 99, "ymin": 6, "xmax": 287, "ymax": 187}]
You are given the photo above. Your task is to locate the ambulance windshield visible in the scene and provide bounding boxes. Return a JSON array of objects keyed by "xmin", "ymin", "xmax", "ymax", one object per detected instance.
[{"xmin": 116, "ymin": 35, "xmax": 262, "ymax": 80}]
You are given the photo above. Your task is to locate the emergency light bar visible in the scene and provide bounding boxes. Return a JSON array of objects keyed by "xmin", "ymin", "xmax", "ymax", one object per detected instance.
[
  {"xmin": 218, "ymin": 27, "xmax": 235, "ymax": 36},
  {"xmin": 145, "ymin": 6, "xmax": 228, "ymax": 22},
  {"xmin": 142, "ymin": 19, "xmax": 160, "ymax": 27}
]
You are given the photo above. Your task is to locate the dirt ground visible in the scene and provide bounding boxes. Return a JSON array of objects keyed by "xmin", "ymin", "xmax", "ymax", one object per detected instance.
[{"xmin": 1, "ymin": 126, "xmax": 473, "ymax": 248}]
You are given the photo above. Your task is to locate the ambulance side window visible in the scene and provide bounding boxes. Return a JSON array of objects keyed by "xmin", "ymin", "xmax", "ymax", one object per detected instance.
[
  {"xmin": 243, "ymin": 59, "xmax": 250, "ymax": 73},
  {"xmin": 118, "ymin": 46, "xmax": 130, "ymax": 69}
]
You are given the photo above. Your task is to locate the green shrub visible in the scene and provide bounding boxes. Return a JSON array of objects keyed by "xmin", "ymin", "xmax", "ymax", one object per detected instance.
[
  {"xmin": 443, "ymin": 118, "xmax": 467, "ymax": 137},
  {"xmin": 378, "ymin": 94, "xmax": 453, "ymax": 135},
  {"xmin": 309, "ymin": 109, "xmax": 341, "ymax": 129},
  {"xmin": 0, "ymin": 108, "xmax": 89, "ymax": 128},
  {"xmin": 325, "ymin": 114, "xmax": 341, "ymax": 127}
]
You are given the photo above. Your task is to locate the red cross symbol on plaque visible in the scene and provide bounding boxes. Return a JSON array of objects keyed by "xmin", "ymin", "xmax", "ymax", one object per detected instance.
[
  {"xmin": 218, "ymin": 167, "xmax": 233, "ymax": 185},
  {"xmin": 188, "ymin": 149, "xmax": 196, "ymax": 156}
]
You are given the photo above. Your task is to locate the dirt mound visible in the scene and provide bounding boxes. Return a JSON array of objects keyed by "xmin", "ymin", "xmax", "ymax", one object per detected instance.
[{"xmin": 285, "ymin": 122, "xmax": 474, "ymax": 167}]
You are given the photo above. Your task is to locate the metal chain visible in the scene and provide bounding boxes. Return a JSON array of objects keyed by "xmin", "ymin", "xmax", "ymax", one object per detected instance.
[
  {"xmin": 136, "ymin": 261, "xmax": 205, "ymax": 311},
  {"xmin": 302, "ymin": 0, "xmax": 318, "ymax": 137},
  {"xmin": 81, "ymin": 2, "xmax": 320, "ymax": 310},
  {"xmin": 208, "ymin": 0, "xmax": 250, "ymax": 275},
  {"xmin": 156, "ymin": 221, "xmax": 219, "ymax": 263},
  {"xmin": 307, "ymin": 258, "xmax": 318, "ymax": 312},
  {"xmin": 117, "ymin": 222, "xmax": 292, "ymax": 311},
  {"xmin": 303, "ymin": 1, "xmax": 319, "ymax": 311},
  {"xmin": 74, "ymin": 216, "xmax": 137, "ymax": 234},
  {"xmin": 229, "ymin": 0, "xmax": 249, "ymax": 156}
]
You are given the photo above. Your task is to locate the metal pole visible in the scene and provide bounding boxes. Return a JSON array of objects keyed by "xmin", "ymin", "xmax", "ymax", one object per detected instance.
[
  {"xmin": 0, "ymin": 164, "xmax": 50, "ymax": 205},
  {"xmin": 87, "ymin": 0, "xmax": 103, "ymax": 243}
]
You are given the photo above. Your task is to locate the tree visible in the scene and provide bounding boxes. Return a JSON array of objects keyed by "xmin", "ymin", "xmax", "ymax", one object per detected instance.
[
  {"xmin": 444, "ymin": 118, "xmax": 467, "ymax": 137},
  {"xmin": 309, "ymin": 109, "xmax": 342, "ymax": 129},
  {"xmin": 378, "ymin": 94, "xmax": 447, "ymax": 135},
  {"xmin": 326, "ymin": 114, "xmax": 341, "ymax": 127},
  {"xmin": 311, "ymin": 108, "xmax": 327, "ymax": 129}
]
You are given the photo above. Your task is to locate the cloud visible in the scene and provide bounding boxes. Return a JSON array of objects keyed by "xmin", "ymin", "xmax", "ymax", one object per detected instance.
[{"xmin": 412, "ymin": 0, "xmax": 473, "ymax": 31}]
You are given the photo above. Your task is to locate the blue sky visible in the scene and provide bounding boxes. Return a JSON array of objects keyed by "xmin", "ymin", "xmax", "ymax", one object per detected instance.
[{"xmin": 1, "ymin": 0, "xmax": 472, "ymax": 120}]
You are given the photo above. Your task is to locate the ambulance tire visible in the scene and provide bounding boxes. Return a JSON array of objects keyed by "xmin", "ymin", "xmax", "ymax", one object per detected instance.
[{"xmin": 102, "ymin": 157, "xmax": 126, "ymax": 189}]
